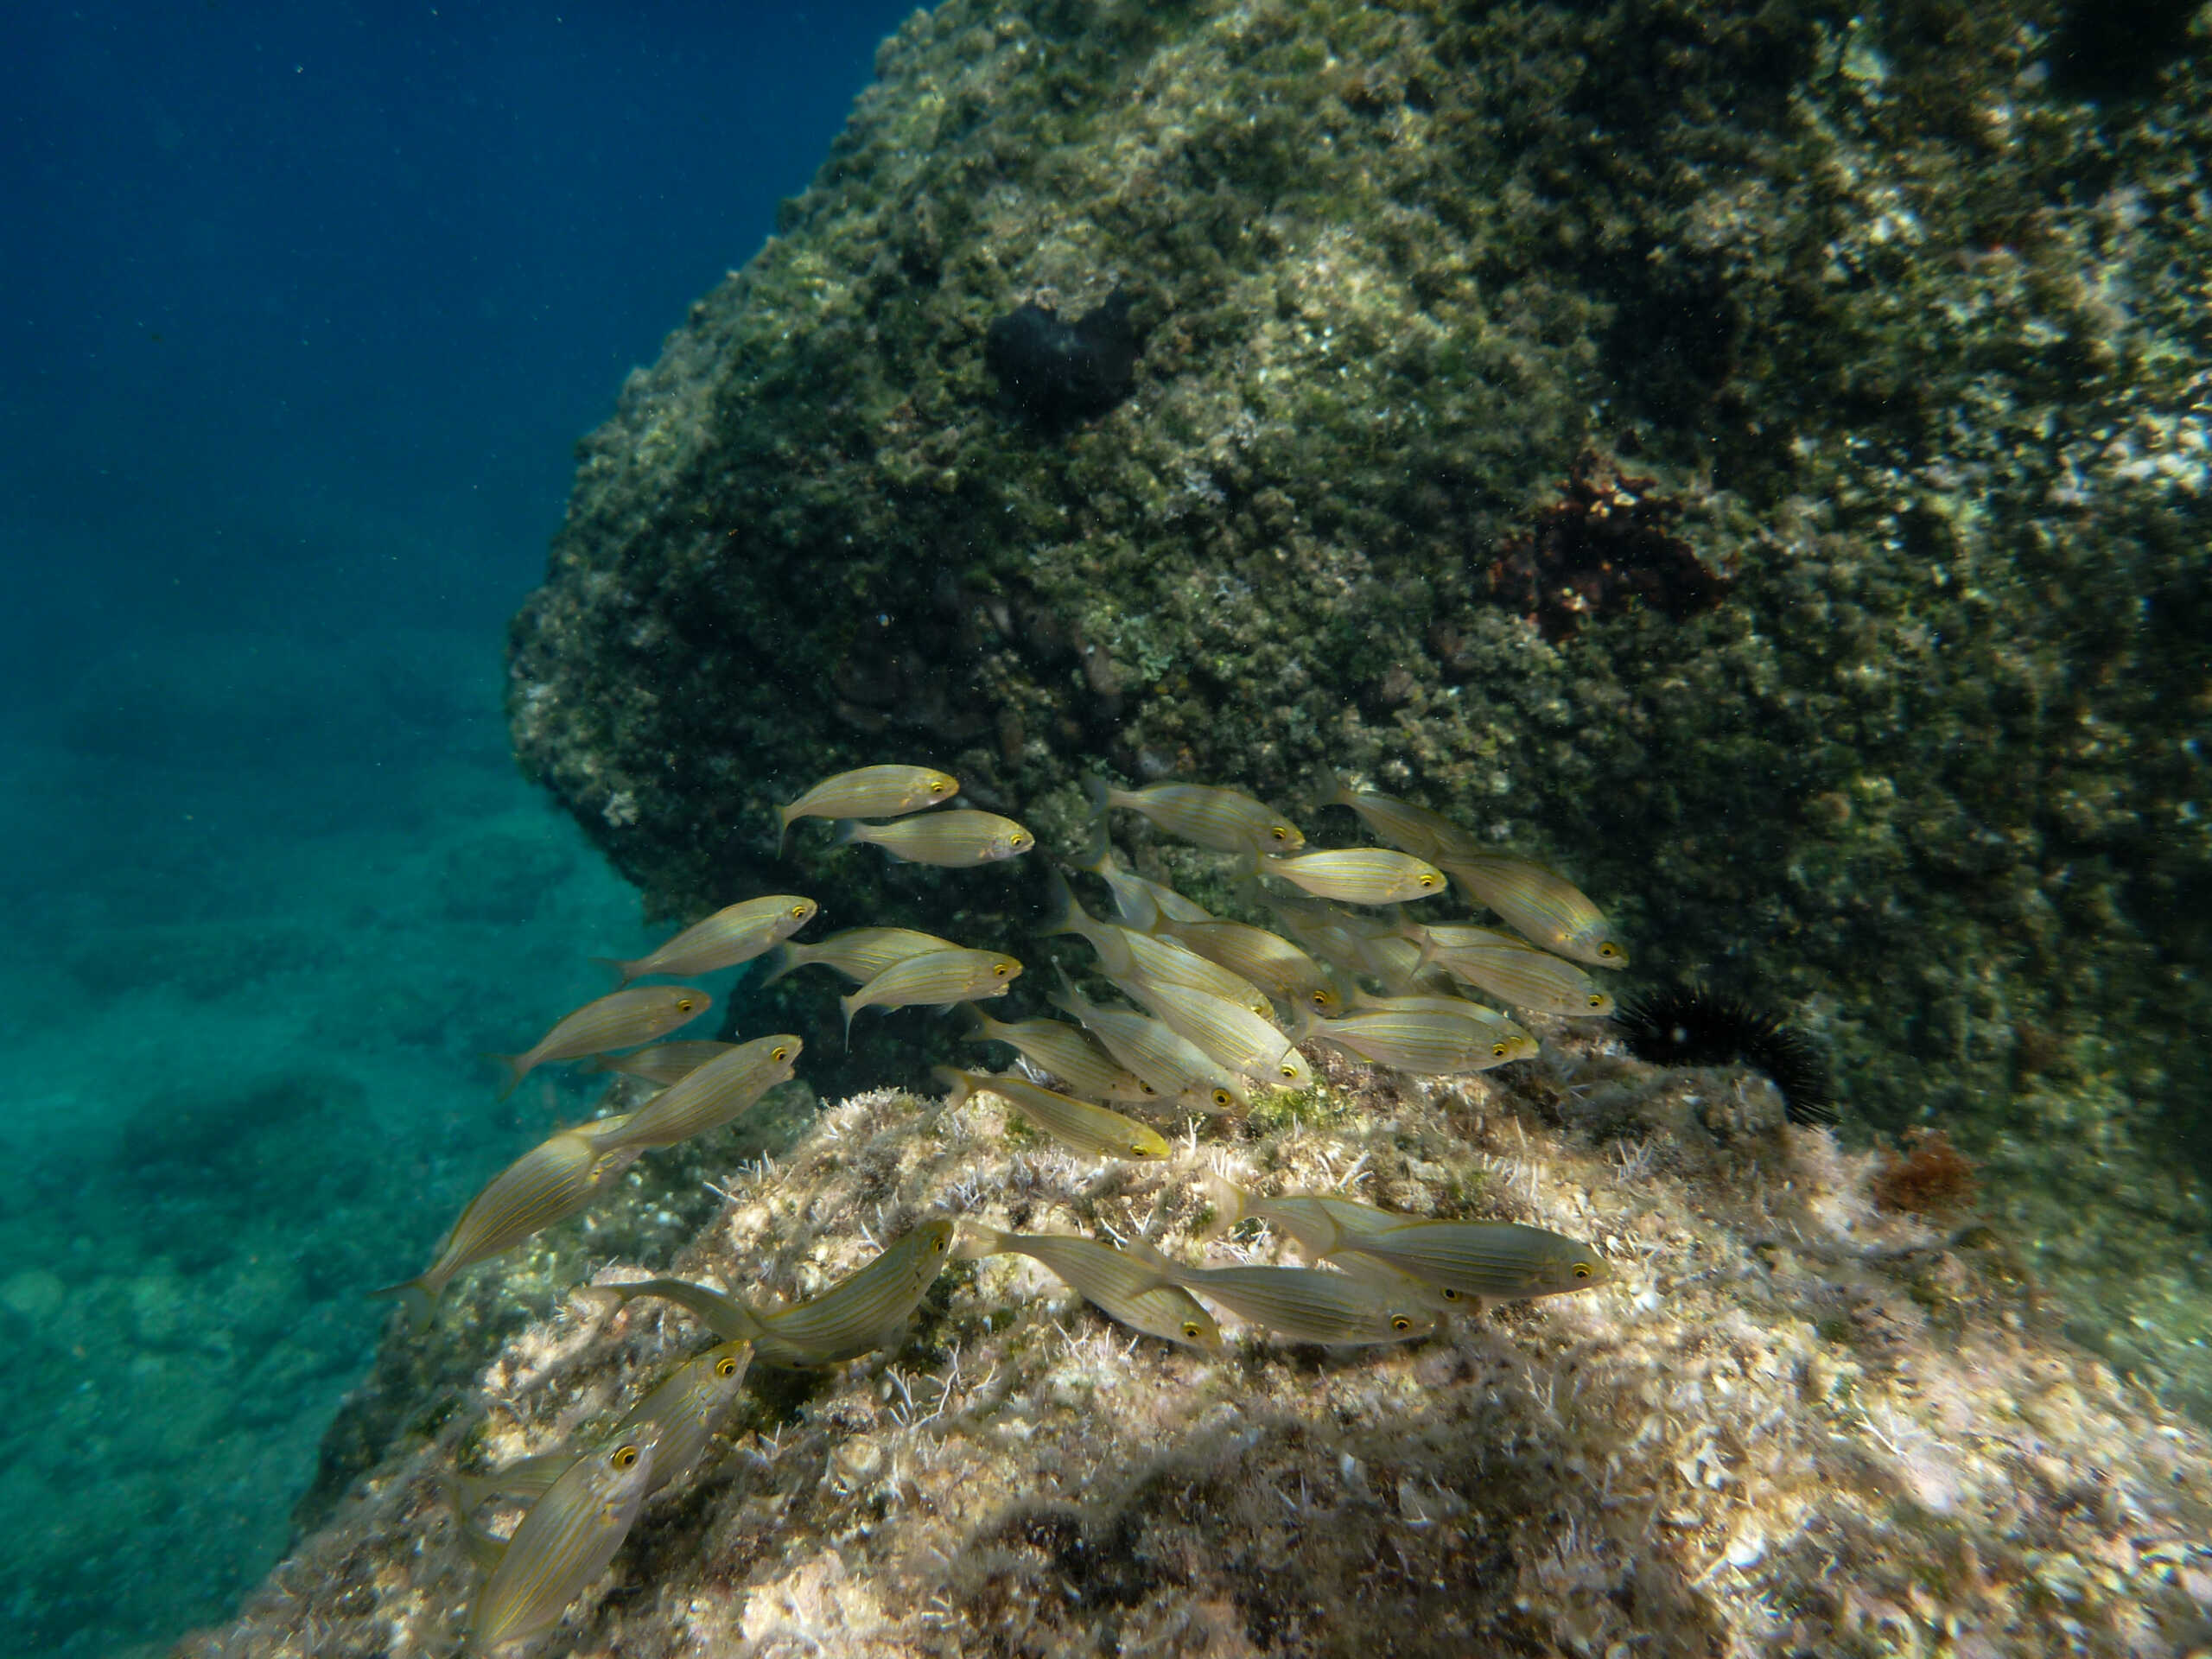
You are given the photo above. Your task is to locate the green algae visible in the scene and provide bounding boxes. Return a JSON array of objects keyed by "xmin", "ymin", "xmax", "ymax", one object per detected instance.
[{"xmin": 506, "ymin": 0, "xmax": 2212, "ymax": 1413}]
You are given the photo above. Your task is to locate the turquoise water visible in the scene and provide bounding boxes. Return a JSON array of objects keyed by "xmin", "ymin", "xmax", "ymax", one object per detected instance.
[{"xmin": 0, "ymin": 7, "xmax": 913, "ymax": 1652}]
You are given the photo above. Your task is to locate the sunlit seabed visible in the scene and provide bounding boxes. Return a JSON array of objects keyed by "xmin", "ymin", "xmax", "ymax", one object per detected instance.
[{"xmin": 0, "ymin": 630, "xmax": 653, "ymax": 1659}]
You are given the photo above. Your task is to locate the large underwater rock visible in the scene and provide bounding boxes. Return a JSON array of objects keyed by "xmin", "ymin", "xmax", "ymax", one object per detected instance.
[
  {"xmin": 185, "ymin": 1050, "xmax": 2212, "ymax": 1658},
  {"xmin": 505, "ymin": 0, "xmax": 2212, "ymax": 1408}
]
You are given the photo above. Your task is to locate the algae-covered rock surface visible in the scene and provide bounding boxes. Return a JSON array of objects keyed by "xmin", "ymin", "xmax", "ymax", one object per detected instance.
[
  {"xmin": 182, "ymin": 1041, "xmax": 2212, "ymax": 1658},
  {"xmin": 503, "ymin": 0, "xmax": 2211, "ymax": 1414}
]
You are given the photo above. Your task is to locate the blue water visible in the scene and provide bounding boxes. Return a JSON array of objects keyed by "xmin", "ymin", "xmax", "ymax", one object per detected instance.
[{"xmin": 0, "ymin": 7, "xmax": 914, "ymax": 1653}]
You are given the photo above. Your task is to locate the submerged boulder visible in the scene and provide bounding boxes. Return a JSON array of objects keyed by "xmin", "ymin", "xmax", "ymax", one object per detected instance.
[
  {"xmin": 189, "ymin": 1046, "xmax": 2212, "ymax": 1658},
  {"xmin": 505, "ymin": 1, "xmax": 2212, "ymax": 1409}
]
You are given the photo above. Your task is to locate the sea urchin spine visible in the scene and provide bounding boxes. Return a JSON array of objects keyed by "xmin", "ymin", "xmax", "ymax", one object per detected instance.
[{"xmin": 1614, "ymin": 986, "xmax": 1839, "ymax": 1127}]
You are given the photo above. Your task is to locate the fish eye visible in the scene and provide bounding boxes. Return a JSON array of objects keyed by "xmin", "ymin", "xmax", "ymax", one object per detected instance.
[
  {"xmin": 1419, "ymin": 874, "xmax": 1441, "ymax": 889},
  {"xmin": 790, "ymin": 903, "xmax": 809, "ymax": 918},
  {"xmin": 992, "ymin": 963, "xmax": 1011, "ymax": 978},
  {"xmin": 931, "ymin": 1235, "xmax": 947, "ymax": 1253},
  {"xmin": 1132, "ymin": 1141, "xmax": 1153, "ymax": 1156},
  {"xmin": 1182, "ymin": 1322, "xmax": 1204, "ymax": 1338},
  {"xmin": 1573, "ymin": 1263, "xmax": 1592, "ymax": 1280},
  {"xmin": 715, "ymin": 1356, "xmax": 740, "ymax": 1378},
  {"xmin": 1311, "ymin": 990, "xmax": 1328, "ymax": 1007},
  {"xmin": 677, "ymin": 998, "xmax": 698, "ymax": 1012},
  {"xmin": 1599, "ymin": 943, "xmax": 1622, "ymax": 960},
  {"xmin": 1211, "ymin": 1089, "xmax": 1232, "ymax": 1108},
  {"xmin": 1440, "ymin": 1287, "xmax": 1462, "ymax": 1302},
  {"xmin": 1279, "ymin": 1061, "xmax": 1299, "ymax": 1078},
  {"xmin": 772, "ymin": 1045, "xmax": 791, "ymax": 1061},
  {"xmin": 612, "ymin": 1445, "xmax": 641, "ymax": 1470},
  {"xmin": 1390, "ymin": 1316, "xmax": 1413, "ymax": 1332},
  {"xmin": 1271, "ymin": 826, "xmax": 1290, "ymax": 842},
  {"xmin": 1491, "ymin": 1042, "xmax": 1509, "ymax": 1058}
]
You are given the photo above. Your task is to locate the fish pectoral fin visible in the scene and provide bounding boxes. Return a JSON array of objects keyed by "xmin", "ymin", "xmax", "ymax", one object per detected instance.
[{"xmin": 454, "ymin": 1516, "xmax": 510, "ymax": 1573}]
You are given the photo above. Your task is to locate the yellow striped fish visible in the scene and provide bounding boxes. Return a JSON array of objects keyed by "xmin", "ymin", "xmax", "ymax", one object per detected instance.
[
  {"xmin": 1049, "ymin": 970, "xmax": 1249, "ymax": 1110},
  {"xmin": 831, "ymin": 809, "xmax": 1033, "ymax": 866},
  {"xmin": 372, "ymin": 1122, "xmax": 642, "ymax": 1328},
  {"xmin": 1263, "ymin": 848, "xmax": 1446, "ymax": 905},
  {"xmin": 595, "ymin": 894, "xmax": 817, "ymax": 984},
  {"xmin": 1156, "ymin": 918, "xmax": 1344, "ymax": 1016},
  {"xmin": 1043, "ymin": 871, "xmax": 1273, "ymax": 1016},
  {"xmin": 1325, "ymin": 776, "xmax": 1481, "ymax": 864},
  {"xmin": 757, "ymin": 926, "xmax": 961, "ymax": 988},
  {"xmin": 840, "ymin": 948, "xmax": 1022, "ymax": 1041},
  {"xmin": 957, "ymin": 1226, "xmax": 1222, "ymax": 1353},
  {"xmin": 1436, "ymin": 853, "xmax": 1627, "ymax": 968},
  {"xmin": 601, "ymin": 1221, "xmax": 955, "ymax": 1366},
  {"xmin": 1300, "ymin": 1001, "xmax": 1538, "ymax": 1073},
  {"xmin": 1111, "ymin": 977, "xmax": 1312, "ymax": 1089},
  {"xmin": 577, "ymin": 1040, "xmax": 735, "ymax": 1087},
  {"xmin": 776, "ymin": 764, "xmax": 959, "ymax": 852},
  {"xmin": 958, "ymin": 1007, "xmax": 1157, "ymax": 1102},
  {"xmin": 1072, "ymin": 821, "xmax": 1213, "ymax": 929},
  {"xmin": 934, "ymin": 1067, "xmax": 1172, "ymax": 1161},
  {"xmin": 447, "ymin": 1341, "xmax": 752, "ymax": 1514},
  {"xmin": 1415, "ymin": 931, "xmax": 1616, "ymax": 1017},
  {"xmin": 1087, "ymin": 777, "xmax": 1305, "ymax": 856},
  {"xmin": 1122, "ymin": 1239, "xmax": 1440, "ymax": 1345},
  {"xmin": 462, "ymin": 1428, "xmax": 661, "ymax": 1655},
  {"xmin": 582, "ymin": 1034, "xmax": 801, "ymax": 1154},
  {"xmin": 486, "ymin": 986, "xmax": 712, "ymax": 1098}
]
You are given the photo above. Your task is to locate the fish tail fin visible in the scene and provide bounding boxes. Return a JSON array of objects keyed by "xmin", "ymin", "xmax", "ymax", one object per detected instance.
[
  {"xmin": 1046, "ymin": 963, "xmax": 1086, "ymax": 1022},
  {"xmin": 951, "ymin": 1222, "xmax": 1011, "ymax": 1262},
  {"xmin": 1118, "ymin": 1235, "xmax": 1185, "ymax": 1285},
  {"xmin": 1075, "ymin": 812, "xmax": 1114, "ymax": 876},
  {"xmin": 755, "ymin": 943, "xmax": 797, "ymax": 988},
  {"xmin": 952, "ymin": 1003, "xmax": 995, "ymax": 1046},
  {"xmin": 590, "ymin": 954, "xmax": 639, "ymax": 989},
  {"xmin": 931, "ymin": 1065, "xmax": 976, "ymax": 1112},
  {"xmin": 839, "ymin": 993, "xmax": 861, "ymax": 1048},
  {"xmin": 1198, "ymin": 1171, "xmax": 1251, "ymax": 1237},
  {"xmin": 827, "ymin": 819, "xmax": 867, "ymax": 849},
  {"xmin": 369, "ymin": 1275, "xmax": 439, "ymax": 1332},
  {"xmin": 1326, "ymin": 769, "xmax": 1361, "ymax": 810},
  {"xmin": 775, "ymin": 802, "xmax": 799, "ymax": 860},
  {"xmin": 1037, "ymin": 865, "xmax": 1082, "ymax": 938},
  {"xmin": 1083, "ymin": 774, "xmax": 1113, "ymax": 822},
  {"xmin": 482, "ymin": 1052, "xmax": 531, "ymax": 1101}
]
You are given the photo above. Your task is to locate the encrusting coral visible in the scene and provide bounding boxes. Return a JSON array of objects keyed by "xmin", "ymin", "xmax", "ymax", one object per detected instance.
[{"xmin": 187, "ymin": 1032, "xmax": 2212, "ymax": 1658}]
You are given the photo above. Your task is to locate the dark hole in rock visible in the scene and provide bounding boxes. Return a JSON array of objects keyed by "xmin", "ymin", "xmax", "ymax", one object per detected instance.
[{"xmin": 985, "ymin": 287, "xmax": 1142, "ymax": 429}]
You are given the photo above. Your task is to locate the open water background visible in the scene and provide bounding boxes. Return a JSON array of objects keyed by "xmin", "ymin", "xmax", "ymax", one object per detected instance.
[{"xmin": 0, "ymin": 6, "xmax": 913, "ymax": 1652}]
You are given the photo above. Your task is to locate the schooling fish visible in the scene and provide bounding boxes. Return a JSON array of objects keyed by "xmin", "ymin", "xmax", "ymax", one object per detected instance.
[
  {"xmin": 757, "ymin": 927, "xmax": 962, "ymax": 988},
  {"xmin": 373, "ymin": 1122, "xmax": 643, "ymax": 1329},
  {"xmin": 1049, "ymin": 969, "xmax": 1249, "ymax": 1111},
  {"xmin": 1324, "ymin": 776, "xmax": 1482, "ymax": 865},
  {"xmin": 1042, "ymin": 870, "xmax": 1273, "ymax": 1017},
  {"xmin": 1112, "ymin": 976, "xmax": 1312, "ymax": 1090},
  {"xmin": 595, "ymin": 894, "xmax": 817, "ymax": 985},
  {"xmin": 1435, "ymin": 853, "xmax": 1627, "ymax": 969},
  {"xmin": 776, "ymin": 764, "xmax": 959, "ymax": 852},
  {"xmin": 1300, "ymin": 1001, "xmax": 1538, "ymax": 1074},
  {"xmin": 1155, "ymin": 917, "xmax": 1344, "ymax": 1017},
  {"xmin": 1207, "ymin": 1177, "xmax": 1601, "ymax": 1306},
  {"xmin": 487, "ymin": 986, "xmax": 712, "ymax": 1098},
  {"xmin": 1262, "ymin": 848, "xmax": 1447, "ymax": 905},
  {"xmin": 1072, "ymin": 820, "xmax": 1212, "ymax": 930},
  {"xmin": 462, "ymin": 1428, "xmax": 661, "ymax": 1656},
  {"xmin": 447, "ymin": 1340, "xmax": 753, "ymax": 1514},
  {"xmin": 831, "ymin": 810, "xmax": 1033, "ymax": 867},
  {"xmin": 1121, "ymin": 1238, "xmax": 1440, "ymax": 1345},
  {"xmin": 1086, "ymin": 777, "xmax": 1306, "ymax": 857},
  {"xmin": 840, "ymin": 948, "xmax": 1022, "ymax": 1041},
  {"xmin": 577, "ymin": 1040, "xmax": 736, "ymax": 1088},
  {"xmin": 599, "ymin": 1221, "xmax": 956, "ymax": 1366},
  {"xmin": 1418, "ymin": 932, "xmax": 1616, "ymax": 1018},
  {"xmin": 934, "ymin": 1066, "xmax": 1172, "ymax": 1161},
  {"xmin": 956, "ymin": 1225, "xmax": 1222, "ymax": 1354},
  {"xmin": 582, "ymin": 1034, "xmax": 801, "ymax": 1154},
  {"xmin": 958, "ymin": 1006, "xmax": 1157, "ymax": 1102}
]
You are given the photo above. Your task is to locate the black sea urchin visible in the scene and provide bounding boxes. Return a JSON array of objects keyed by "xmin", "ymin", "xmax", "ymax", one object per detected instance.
[{"xmin": 1614, "ymin": 986, "xmax": 1839, "ymax": 1127}]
